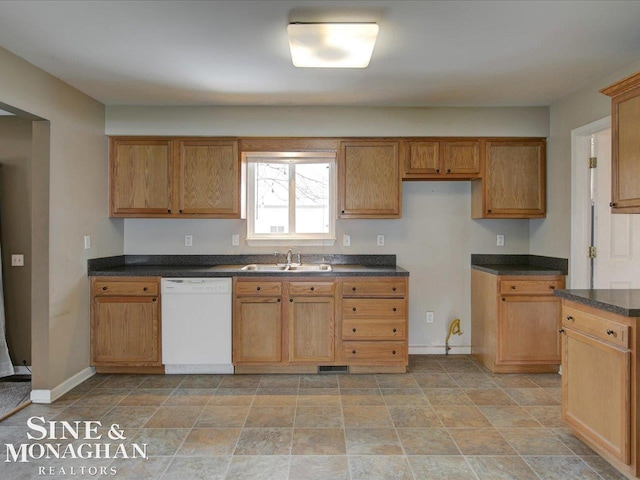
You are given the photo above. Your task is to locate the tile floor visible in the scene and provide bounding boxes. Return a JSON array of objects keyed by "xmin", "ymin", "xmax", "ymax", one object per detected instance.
[{"xmin": 0, "ymin": 355, "xmax": 627, "ymax": 480}]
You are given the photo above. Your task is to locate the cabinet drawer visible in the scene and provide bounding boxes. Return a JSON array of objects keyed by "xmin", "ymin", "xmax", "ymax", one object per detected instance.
[
  {"xmin": 343, "ymin": 279, "xmax": 406, "ymax": 297},
  {"xmin": 500, "ymin": 279, "xmax": 563, "ymax": 295},
  {"xmin": 343, "ymin": 298, "xmax": 406, "ymax": 318},
  {"xmin": 342, "ymin": 341, "xmax": 406, "ymax": 363},
  {"xmin": 343, "ymin": 319, "xmax": 405, "ymax": 340},
  {"xmin": 93, "ymin": 280, "xmax": 158, "ymax": 296},
  {"xmin": 235, "ymin": 281, "xmax": 282, "ymax": 296},
  {"xmin": 563, "ymin": 305, "xmax": 629, "ymax": 349},
  {"xmin": 288, "ymin": 282, "xmax": 335, "ymax": 296}
]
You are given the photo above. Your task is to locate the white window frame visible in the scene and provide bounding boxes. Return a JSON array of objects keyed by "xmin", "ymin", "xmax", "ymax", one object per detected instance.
[{"xmin": 245, "ymin": 152, "xmax": 336, "ymax": 246}]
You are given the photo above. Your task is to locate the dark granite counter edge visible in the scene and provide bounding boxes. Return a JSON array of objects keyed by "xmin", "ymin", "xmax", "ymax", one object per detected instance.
[
  {"xmin": 88, "ymin": 268, "xmax": 409, "ymax": 278},
  {"xmin": 554, "ymin": 290, "xmax": 640, "ymax": 317},
  {"xmin": 471, "ymin": 265, "xmax": 566, "ymax": 276},
  {"xmin": 471, "ymin": 254, "xmax": 568, "ymax": 275}
]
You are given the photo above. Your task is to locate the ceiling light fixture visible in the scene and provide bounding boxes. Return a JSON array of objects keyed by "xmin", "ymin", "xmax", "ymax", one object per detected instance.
[{"xmin": 287, "ymin": 23, "xmax": 379, "ymax": 68}]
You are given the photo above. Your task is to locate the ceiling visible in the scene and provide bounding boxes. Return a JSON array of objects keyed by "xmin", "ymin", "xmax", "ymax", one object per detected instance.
[{"xmin": 0, "ymin": 0, "xmax": 639, "ymax": 107}]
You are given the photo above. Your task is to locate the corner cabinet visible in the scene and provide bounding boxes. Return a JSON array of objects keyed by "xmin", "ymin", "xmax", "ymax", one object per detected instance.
[
  {"xmin": 90, "ymin": 277, "xmax": 163, "ymax": 373},
  {"xmin": 560, "ymin": 300, "xmax": 638, "ymax": 477},
  {"xmin": 403, "ymin": 139, "xmax": 480, "ymax": 180},
  {"xmin": 110, "ymin": 137, "xmax": 241, "ymax": 218},
  {"xmin": 471, "ymin": 139, "xmax": 546, "ymax": 219},
  {"xmin": 338, "ymin": 140, "xmax": 402, "ymax": 218},
  {"xmin": 601, "ymin": 71, "xmax": 640, "ymax": 213},
  {"xmin": 471, "ymin": 269, "xmax": 564, "ymax": 373}
]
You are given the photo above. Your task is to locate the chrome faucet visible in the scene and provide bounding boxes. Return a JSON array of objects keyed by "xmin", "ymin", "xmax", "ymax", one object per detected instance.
[{"xmin": 286, "ymin": 249, "xmax": 293, "ymax": 266}]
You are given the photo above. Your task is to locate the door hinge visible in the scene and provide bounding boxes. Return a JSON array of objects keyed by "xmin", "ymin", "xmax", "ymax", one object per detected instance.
[
  {"xmin": 588, "ymin": 246, "xmax": 597, "ymax": 258},
  {"xmin": 588, "ymin": 157, "xmax": 597, "ymax": 168}
]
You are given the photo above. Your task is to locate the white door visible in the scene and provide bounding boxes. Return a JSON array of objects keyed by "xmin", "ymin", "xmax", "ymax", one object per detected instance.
[{"xmin": 593, "ymin": 128, "xmax": 640, "ymax": 288}]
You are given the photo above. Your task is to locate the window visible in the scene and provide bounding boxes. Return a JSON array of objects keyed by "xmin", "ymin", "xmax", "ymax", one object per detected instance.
[{"xmin": 246, "ymin": 152, "xmax": 336, "ymax": 245}]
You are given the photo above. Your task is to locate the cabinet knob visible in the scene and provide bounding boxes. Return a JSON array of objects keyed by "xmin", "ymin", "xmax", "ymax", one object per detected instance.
[
  {"xmin": 277, "ymin": 299, "xmax": 281, "ymax": 303},
  {"xmin": 352, "ymin": 350, "xmax": 357, "ymax": 354},
  {"xmin": 435, "ymin": 169, "xmax": 440, "ymax": 173},
  {"xmin": 392, "ymin": 287, "xmax": 396, "ymax": 291},
  {"xmin": 550, "ymin": 285, "xmax": 556, "ymax": 290},
  {"xmin": 558, "ymin": 328, "xmax": 565, "ymax": 334},
  {"xmin": 392, "ymin": 350, "xmax": 397, "ymax": 355},
  {"xmin": 342, "ymin": 210, "xmax": 345, "ymax": 214},
  {"xmin": 446, "ymin": 169, "xmax": 451, "ymax": 173},
  {"xmin": 393, "ymin": 307, "xmax": 397, "ymax": 312},
  {"xmin": 352, "ymin": 307, "xmax": 357, "ymax": 312},
  {"xmin": 487, "ymin": 209, "xmax": 492, "ymax": 213},
  {"xmin": 352, "ymin": 287, "xmax": 356, "ymax": 292},
  {"xmin": 289, "ymin": 298, "xmax": 293, "ymax": 302},
  {"xmin": 606, "ymin": 329, "xmax": 616, "ymax": 336},
  {"xmin": 256, "ymin": 286, "xmax": 261, "ymax": 291},
  {"xmin": 610, "ymin": 202, "xmax": 617, "ymax": 208},
  {"xmin": 352, "ymin": 328, "xmax": 357, "ymax": 333},
  {"xmin": 501, "ymin": 297, "xmax": 506, "ymax": 302},
  {"xmin": 566, "ymin": 315, "xmax": 574, "ymax": 322},
  {"xmin": 143, "ymin": 287, "xmax": 148, "ymax": 292},
  {"xmin": 179, "ymin": 209, "xmax": 183, "ymax": 213},
  {"xmin": 152, "ymin": 298, "xmax": 157, "ymax": 302},
  {"xmin": 310, "ymin": 287, "xmax": 315, "ymax": 291},
  {"xmin": 167, "ymin": 209, "xmax": 171, "ymax": 213},
  {"xmin": 392, "ymin": 328, "xmax": 397, "ymax": 333},
  {"xmin": 511, "ymin": 285, "xmax": 516, "ymax": 290},
  {"xmin": 102, "ymin": 286, "xmax": 107, "ymax": 291}
]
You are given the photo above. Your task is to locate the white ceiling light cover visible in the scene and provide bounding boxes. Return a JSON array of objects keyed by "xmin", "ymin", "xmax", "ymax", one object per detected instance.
[{"xmin": 287, "ymin": 23, "xmax": 379, "ymax": 68}]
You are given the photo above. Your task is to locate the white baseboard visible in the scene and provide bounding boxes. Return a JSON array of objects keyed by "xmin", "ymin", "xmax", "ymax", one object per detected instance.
[
  {"xmin": 13, "ymin": 365, "xmax": 31, "ymax": 375},
  {"xmin": 31, "ymin": 366, "xmax": 95, "ymax": 404},
  {"xmin": 409, "ymin": 346, "xmax": 471, "ymax": 355}
]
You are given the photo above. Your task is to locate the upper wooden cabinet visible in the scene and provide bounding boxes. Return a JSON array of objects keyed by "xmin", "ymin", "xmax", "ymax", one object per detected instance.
[
  {"xmin": 472, "ymin": 139, "xmax": 546, "ymax": 219},
  {"xmin": 338, "ymin": 140, "xmax": 401, "ymax": 218},
  {"xmin": 601, "ymin": 72, "xmax": 640, "ymax": 213},
  {"xmin": 403, "ymin": 139, "xmax": 480, "ymax": 180},
  {"xmin": 110, "ymin": 137, "xmax": 241, "ymax": 218}
]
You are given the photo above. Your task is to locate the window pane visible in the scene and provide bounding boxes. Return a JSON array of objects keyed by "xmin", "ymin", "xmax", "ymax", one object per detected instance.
[
  {"xmin": 295, "ymin": 163, "xmax": 330, "ymax": 234},
  {"xmin": 254, "ymin": 162, "xmax": 289, "ymax": 234}
]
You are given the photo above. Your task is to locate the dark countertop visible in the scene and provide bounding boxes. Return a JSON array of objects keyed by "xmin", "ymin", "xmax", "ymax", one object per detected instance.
[
  {"xmin": 554, "ymin": 289, "xmax": 640, "ymax": 317},
  {"xmin": 88, "ymin": 254, "xmax": 409, "ymax": 278},
  {"xmin": 471, "ymin": 254, "xmax": 568, "ymax": 276}
]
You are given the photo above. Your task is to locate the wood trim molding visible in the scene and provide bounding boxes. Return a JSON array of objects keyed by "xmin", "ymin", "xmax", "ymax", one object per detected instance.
[{"xmin": 600, "ymin": 71, "xmax": 640, "ymax": 97}]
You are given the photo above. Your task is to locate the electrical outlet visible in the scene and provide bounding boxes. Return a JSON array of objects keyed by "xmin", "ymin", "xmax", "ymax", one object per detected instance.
[
  {"xmin": 497, "ymin": 234, "xmax": 505, "ymax": 247},
  {"xmin": 231, "ymin": 234, "xmax": 240, "ymax": 246},
  {"xmin": 343, "ymin": 234, "xmax": 351, "ymax": 247},
  {"xmin": 11, "ymin": 254, "xmax": 24, "ymax": 267},
  {"xmin": 377, "ymin": 235, "xmax": 385, "ymax": 246},
  {"xmin": 185, "ymin": 235, "xmax": 193, "ymax": 247},
  {"xmin": 84, "ymin": 235, "xmax": 91, "ymax": 249},
  {"xmin": 426, "ymin": 311, "xmax": 434, "ymax": 323}
]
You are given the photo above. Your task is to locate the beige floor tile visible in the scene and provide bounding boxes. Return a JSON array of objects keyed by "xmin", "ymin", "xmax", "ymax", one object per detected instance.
[
  {"xmin": 396, "ymin": 428, "xmax": 460, "ymax": 455},
  {"xmin": 504, "ymin": 388, "xmax": 560, "ymax": 406},
  {"xmin": 218, "ymin": 375, "xmax": 262, "ymax": 388},
  {"xmin": 408, "ymin": 455, "xmax": 476, "ymax": 480},
  {"xmin": 297, "ymin": 391, "xmax": 341, "ymax": 406},
  {"xmin": 118, "ymin": 388, "xmax": 174, "ymax": 406},
  {"xmin": 177, "ymin": 374, "xmax": 223, "ymax": 388},
  {"xmin": 163, "ymin": 388, "xmax": 215, "ymax": 406},
  {"xmin": 213, "ymin": 387, "xmax": 257, "ymax": 397},
  {"xmin": 465, "ymin": 388, "xmax": 516, "ymax": 406},
  {"xmin": 450, "ymin": 373, "xmax": 498, "ymax": 388},
  {"xmin": 128, "ymin": 427, "xmax": 190, "ymax": 456},
  {"xmin": 252, "ymin": 393, "xmax": 298, "ymax": 406},
  {"xmin": 524, "ymin": 456, "xmax": 601, "ymax": 479},
  {"xmin": 412, "ymin": 373, "xmax": 458, "ymax": 389},
  {"xmin": 258, "ymin": 375, "xmax": 300, "ymax": 388},
  {"xmin": 487, "ymin": 374, "xmax": 540, "ymax": 388},
  {"xmin": 96, "ymin": 375, "xmax": 146, "ymax": 389},
  {"xmin": 432, "ymin": 405, "xmax": 491, "ymax": 428},
  {"xmin": 207, "ymin": 392, "xmax": 254, "ymax": 406},
  {"xmin": 389, "ymin": 405, "xmax": 442, "ymax": 428},
  {"xmin": 349, "ymin": 455, "xmax": 414, "ymax": 480},
  {"xmin": 526, "ymin": 373, "xmax": 562, "ymax": 388},
  {"xmin": 376, "ymin": 374, "xmax": 419, "ymax": 388},
  {"xmin": 478, "ymin": 406, "xmax": 542, "ymax": 428},
  {"xmin": 105, "ymin": 456, "xmax": 171, "ymax": 479},
  {"xmin": 338, "ymin": 375, "xmax": 379, "ymax": 389},
  {"xmin": 161, "ymin": 456, "xmax": 230, "ymax": 480},
  {"xmin": 225, "ymin": 455, "xmax": 289, "ymax": 480},
  {"xmin": 139, "ymin": 375, "xmax": 186, "ymax": 389},
  {"xmin": 289, "ymin": 455, "xmax": 349, "ymax": 480},
  {"xmin": 299, "ymin": 374, "xmax": 338, "ymax": 388},
  {"xmin": 345, "ymin": 427, "xmax": 403, "ymax": 455},
  {"xmin": 523, "ymin": 406, "xmax": 566, "ymax": 428},
  {"xmin": 449, "ymin": 427, "xmax": 515, "ymax": 455},
  {"xmin": 70, "ymin": 388, "xmax": 130, "ymax": 406},
  {"xmin": 245, "ymin": 405, "xmax": 295, "ymax": 428},
  {"xmin": 295, "ymin": 406, "xmax": 343, "ymax": 428},
  {"xmin": 466, "ymin": 455, "xmax": 539, "ymax": 480},
  {"xmin": 176, "ymin": 428, "xmax": 241, "ymax": 456},
  {"xmin": 52, "ymin": 405, "xmax": 112, "ymax": 422},
  {"xmin": 499, "ymin": 427, "xmax": 573, "ymax": 455},
  {"xmin": 196, "ymin": 405, "xmax": 249, "ymax": 428},
  {"xmin": 381, "ymin": 388, "xmax": 429, "ymax": 406},
  {"xmin": 143, "ymin": 405, "xmax": 203, "ymax": 428},
  {"xmin": 99, "ymin": 406, "xmax": 159, "ymax": 428},
  {"xmin": 343, "ymin": 406, "xmax": 393, "ymax": 428},
  {"xmin": 552, "ymin": 428, "xmax": 596, "ymax": 456},
  {"xmin": 440, "ymin": 360, "xmax": 485, "ymax": 374},
  {"xmin": 580, "ymin": 455, "xmax": 629, "ymax": 480},
  {"xmin": 423, "ymin": 388, "xmax": 472, "ymax": 405},
  {"xmin": 234, "ymin": 427, "xmax": 292, "ymax": 455},
  {"xmin": 340, "ymin": 389, "xmax": 385, "ymax": 406},
  {"xmin": 0, "ymin": 404, "xmax": 66, "ymax": 426},
  {"xmin": 291, "ymin": 427, "xmax": 346, "ymax": 455}
]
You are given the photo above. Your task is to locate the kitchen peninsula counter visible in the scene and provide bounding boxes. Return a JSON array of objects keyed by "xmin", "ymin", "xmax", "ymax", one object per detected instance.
[{"xmin": 554, "ymin": 288, "xmax": 640, "ymax": 317}]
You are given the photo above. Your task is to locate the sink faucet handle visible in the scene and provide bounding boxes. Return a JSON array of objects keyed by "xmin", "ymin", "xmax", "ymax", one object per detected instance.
[{"xmin": 297, "ymin": 251, "xmax": 302, "ymax": 264}]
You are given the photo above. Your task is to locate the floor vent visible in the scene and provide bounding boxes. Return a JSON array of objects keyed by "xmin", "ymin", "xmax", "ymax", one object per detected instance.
[{"xmin": 317, "ymin": 365, "xmax": 349, "ymax": 374}]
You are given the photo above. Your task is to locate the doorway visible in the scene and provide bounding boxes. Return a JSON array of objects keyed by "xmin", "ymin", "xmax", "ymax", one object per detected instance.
[{"xmin": 571, "ymin": 117, "xmax": 640, "ymax": 288}]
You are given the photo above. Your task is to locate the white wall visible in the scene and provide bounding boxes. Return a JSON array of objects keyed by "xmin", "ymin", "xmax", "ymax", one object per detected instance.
[
  {"xmin": 531, "ymin": 59, "xmax": 640, "ymax": 269},
  {"xmin": 108, "ymin": 105, "xmax": 548, "ymax": 352},
  {"xmin": 0, "ymin": 46, "xmax": 124, "ymax": 391}
]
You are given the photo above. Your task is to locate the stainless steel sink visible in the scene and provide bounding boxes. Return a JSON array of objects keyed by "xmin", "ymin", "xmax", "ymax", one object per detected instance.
[{"xmin": 240, "ymin": 264, "xmax": 332, "ymax": 273}]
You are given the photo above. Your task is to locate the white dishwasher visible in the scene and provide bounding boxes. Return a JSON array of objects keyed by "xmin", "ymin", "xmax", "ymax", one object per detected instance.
[{"xmin": 161, "ymin": 278, "xmax": 233, "ymax": 374}]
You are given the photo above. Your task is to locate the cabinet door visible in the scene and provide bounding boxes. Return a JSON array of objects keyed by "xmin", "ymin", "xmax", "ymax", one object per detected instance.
[
  {"xmin": 443, "ymin": 140, "xmax": 480, "ymax": 175},
  {"xmin": 110, "ymin": 138, "xmax": 173, "ymax": 216},
  {"xmin": 498, "ymin": 295, "xmax": 561, "ymax": 365},
  {"xmin": 611, "ymin": 89, "xmax": 640, "ymax": 212},
  {"xmin": 177, "ymin": 139, "xmax": 240, "ymax": 216},
  {"xmin": 482, "ymin": 140, "xmax": 546, "ymax": 218},
  {"xmin": 404, "ymin": 141, "xmax": 440, "ymax": 175},
  {"xmin": 233, "ymin": 297, "xmax": 282, "ymax": 364},
  {"xmin": 562, "ymin": 328, "xmax": 631, "ymax": 464},
  {"xmin": 92, "ymin": 296, "xmax": 160, "ymax": 366},
  {"xmin": 288, "ymin": 296, "xmax": 334, "ymax": 363},
  {"xmin": 339, "ymin": 141, "xmax": 401, "ymax": 218}
]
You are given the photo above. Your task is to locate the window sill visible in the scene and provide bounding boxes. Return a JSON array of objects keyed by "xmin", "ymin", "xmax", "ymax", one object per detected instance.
[{"xmin": 246, "ymin": 237, "xmax": 336, "ymax": 247}]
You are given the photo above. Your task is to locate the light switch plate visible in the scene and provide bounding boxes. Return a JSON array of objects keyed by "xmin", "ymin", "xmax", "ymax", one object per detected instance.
[
  {"xmin": 497, "ymin": 234, "xmax": 505, "ymax": 247},
  {"xmin": 231, "ymin": 234, "xmax": 240, "ymax": 246},
  {"xmin": 11, "ymin": 254, "xmax": 24, "ymax": 267},
  {"xmin": 426, "ymin": 311, "xmax": 434, "ymax": 323},
  {"xmin": 343, "ymin": 234, "xmax": 351, "ymax": 247},
  {"xmin": 377, "ymin": 235, "xmax": 385, "ymax": 247},
  {"xmin": 185, "ymin": 235, "xmax": 193, "ymax": 247},
  {"xmin": 84, "ymin": 235, "xmax": 91, "ymax": 249}
]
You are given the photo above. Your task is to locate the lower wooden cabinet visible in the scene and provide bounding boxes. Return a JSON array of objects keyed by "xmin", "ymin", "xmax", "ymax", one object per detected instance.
[
  {"xmin": 560, "ymin": 300, "xmax": 637, "ymax": 476},
  {"xmin": 90, "ymin": 277, "xmax": 162, "ymax": 373},
  {"xmin": 233, "ymin": 276, "xmax": 408, "ymax": 373},
  {"xmin": 471, "ymin": 270, "xmax": 564, "ymax": 373}
]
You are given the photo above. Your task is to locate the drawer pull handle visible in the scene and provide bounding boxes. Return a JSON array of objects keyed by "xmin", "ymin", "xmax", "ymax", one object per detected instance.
[
  {"xmin": 290, "ymin": 299, "xmax": 293, "ymax": 302},
  {"xmin": 352, "ymin": 307, "xmax": 357, "ymax": 312},
  {"xmin": 606, "ymin": 329, "xmax": 616, "ymax": 336},
  {"xmin": 152, "ymin": 298, "xmax": 157, "ymax": 302},
  {"xmin": 256, "ymin": 286, "xmax": 261, "ymax": 291},
  {"xmin": 352, "ymin": 328, "xmax": 357, "ymax": 333},
  {"xmin": 566, "ymin": 315, "xmax": 574, "ymax": 321},
  {"xmin": 143, "ymin": 287, "xmax": 148, "ymax": 292},
  {"xmin": 277, "ymin": 299, "xmax": 281, "ymax": 303},
  {"xmin": 511, "ymin": 285, "xmax": 516, "ymax": 290},
  {"xmin": 352, "ymin": 350, "xmax": 357, "ymax": 354},
  {"xmin": 446, "ymin": 169, "xmax": 451, "ymax": 174},
  {"xmin": 392, "ymin": 350, "xmax": 397, "ymax": 355},
  {"xmin": 558, "ymin": 328, "xmax": 565, "ymax": 334},
  {"xmin": 352, "ymin": 287, "xmax": 356, "ymax": 292},
  {"xmin": 435, "ymin": 168, "xmax": 440, "ymax": 173},
  {"xmin": 102, "ymin": 286, "xmax": 107, "ymax": 291},
  {"xmin": 550, "ymin": 285, "xmax": 556, "ymax": 290},
  {"xmin": 392, "ymin": 287, "xmax": 397, "ymax": 291},
  {"xmin": 310, "ymin": 287, "xmax": 315, "ymax": 291},
  {"xmin": 610, "ymin": 202, "xmax": 617, "ymax": 208},
  {"xmin": 501, "ymin": 297, "xmax": 506, "ymax": 302},
  {"xmin": 393, "ymin": 328, "xmax": 397, "ymax": 333},
  {"xmin": 393, "ymin": 307, "xmax": 397, "ymax": 312}
]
